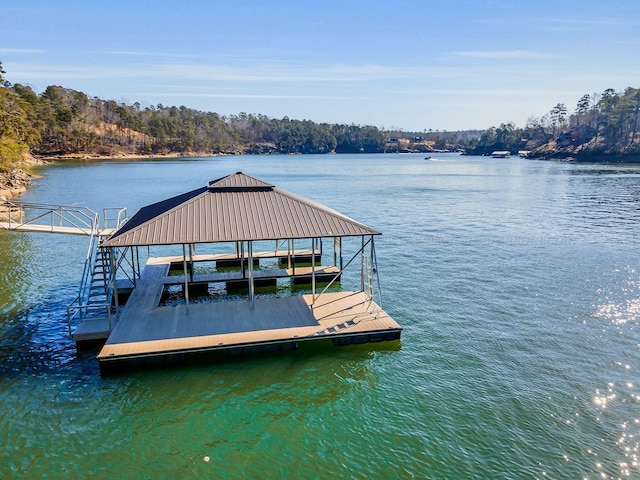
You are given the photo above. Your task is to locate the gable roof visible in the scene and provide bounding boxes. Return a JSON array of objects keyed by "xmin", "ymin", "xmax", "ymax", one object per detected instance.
[{"xmin": 102, "ymin": 172, "xmax": 380, "ymax": 247}]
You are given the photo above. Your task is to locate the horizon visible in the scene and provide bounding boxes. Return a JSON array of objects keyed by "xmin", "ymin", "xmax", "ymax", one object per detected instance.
[{"xmin": 2, "ymin": 0, "xmax": 639, "ymax": 132}]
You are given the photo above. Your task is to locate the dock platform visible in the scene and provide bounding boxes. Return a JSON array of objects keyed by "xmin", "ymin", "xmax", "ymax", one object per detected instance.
[
  {"xmin": 98, "ymin": 291, "xmax": 401, "ymax": 373},
  {"xmin": 96, "ymin": 261, "xmax": 401, "ymax": 374}
]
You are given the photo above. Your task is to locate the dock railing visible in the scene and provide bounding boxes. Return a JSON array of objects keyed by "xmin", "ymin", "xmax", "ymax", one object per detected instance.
[{"xmin": 0, "ymin": 201, "xmax": 101, "ymax": 235}]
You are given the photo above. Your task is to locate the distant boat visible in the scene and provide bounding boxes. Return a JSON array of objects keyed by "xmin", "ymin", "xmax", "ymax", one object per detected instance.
[{"xmin": 491, "ymin": 151, "xmax": 510, "ymax": 158}]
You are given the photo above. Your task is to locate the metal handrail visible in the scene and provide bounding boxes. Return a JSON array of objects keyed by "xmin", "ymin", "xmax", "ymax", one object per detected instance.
[
  {"xmin": 67, "ymin": 298, "xmax": 116, "ymax": 335},
  {"xmin": 66, "ymin": 206, "xmax": 126, "ymax": 337},
  {"xmin": 103, "ymin": 207, "xmax": 128, "ymax": 231},
  {"xmin": 0, "ymin": 201, "xmax": 99, "ymax": 234}
]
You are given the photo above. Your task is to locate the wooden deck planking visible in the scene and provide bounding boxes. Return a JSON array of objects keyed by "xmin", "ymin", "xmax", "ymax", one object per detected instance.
[
  {"xmin": 98, "ymin": 291, "xmax": 401, "ymax": 361},
  {"xmin": 72, "ymin": 317, "xmax": 113, "ymax": 341}
]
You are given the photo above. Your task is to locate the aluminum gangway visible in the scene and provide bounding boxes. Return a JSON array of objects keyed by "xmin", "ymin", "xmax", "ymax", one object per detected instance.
[{"xmin": 0, "ymin": 201, "xmax": 129, "ymax": 342}]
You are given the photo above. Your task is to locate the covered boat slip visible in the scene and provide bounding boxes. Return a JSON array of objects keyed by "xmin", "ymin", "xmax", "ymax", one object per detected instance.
[{"xmin": 95, "ymin": 172, "xmax": 402, "ymax": 372}]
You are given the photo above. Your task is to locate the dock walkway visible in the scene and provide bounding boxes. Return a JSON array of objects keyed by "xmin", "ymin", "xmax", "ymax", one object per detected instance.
[
  {"xmin": 0, "ymin": 222, "xmax": 115, "ymax": 237},
  {"xmin": 148, "ymin": 248, "xmax": 321, "ymax": 266}
]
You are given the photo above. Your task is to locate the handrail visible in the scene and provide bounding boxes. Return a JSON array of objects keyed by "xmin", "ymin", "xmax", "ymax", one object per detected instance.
[
  {"xmin": 103, "ymin": 207, "xmax": 128, "ymax": 231},
  {"xmin": 67, "ymin": 297, "xmax": 115, "ymax": 335},
  {"xmin": 0, "ymin": 201, "xmax": 129, "ymax": 339},
  {"xmin": 0, "ymin": 201, "xmax": 99, "ymax": 234}
]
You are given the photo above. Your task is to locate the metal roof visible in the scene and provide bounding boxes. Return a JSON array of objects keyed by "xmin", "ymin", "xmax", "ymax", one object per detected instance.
[{"xmin": 103, "ymin": 172, "xmax": 380, "ymax": 247}]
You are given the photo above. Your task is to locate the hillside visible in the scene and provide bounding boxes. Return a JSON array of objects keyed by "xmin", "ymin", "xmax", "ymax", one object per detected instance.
[{"xmin": 3, "ymin": 59, "xmax": 640, "ymax": 168}]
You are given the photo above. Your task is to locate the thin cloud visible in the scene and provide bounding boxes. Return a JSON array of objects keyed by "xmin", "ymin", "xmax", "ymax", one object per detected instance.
[
  {"xmin": 542, "ymin": 16, "xmax": 640, "ymax": 28},
  {"xmin": 452, "ymin": 50, "xmax": 555, "ymax": 59},
  {"xmin": 153, "ymin": 92, "xmax": 344, "ymax": 100},
  {"xmin": 101, "ymin": 50, "xmax": 201, "ymax": 60},
  {"xmin": 9, "ymin": 60, "xmax": 432, "ymax": 84},
  {"xmin": 0, "ymin": 47, "xmax": 44, "ymax": 54}
]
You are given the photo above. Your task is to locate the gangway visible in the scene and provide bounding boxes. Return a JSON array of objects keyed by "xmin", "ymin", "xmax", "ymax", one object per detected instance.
[
  {"xmin": 0, "ymin": 201, "xmax": 128, "ymax": 342},
  {"xmin": 0, "ymin": 201, "xmax": 119, "ymax": 237}
]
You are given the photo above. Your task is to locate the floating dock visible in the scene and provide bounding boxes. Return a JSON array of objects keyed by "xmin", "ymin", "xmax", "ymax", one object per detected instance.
[
  {"xmin": 96, "ymin": 259, "xmax": 401, "ymax": 374},
  {"xmin": 3, "ymin": 173, "xmax": 403, "ymax": 374}
]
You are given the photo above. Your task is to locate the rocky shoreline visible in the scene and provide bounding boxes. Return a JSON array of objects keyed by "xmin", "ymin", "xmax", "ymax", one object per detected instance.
[
  {"xmin": 0, "ymin": 168, "xmax": 34, "ymax": 222},
  {"xmin": 0, "ymin": 169, "xmax": 32, "ymax": 202}
]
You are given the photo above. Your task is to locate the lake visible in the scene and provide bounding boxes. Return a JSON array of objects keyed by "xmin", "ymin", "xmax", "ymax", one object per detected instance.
[{"xmin": 1, "ymin": 153, "xmax": 639, "ymax": 478}]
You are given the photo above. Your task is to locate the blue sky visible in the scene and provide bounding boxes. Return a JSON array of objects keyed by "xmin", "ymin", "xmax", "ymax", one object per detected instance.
[{"xmin": 1, "ymin": 0, "xmax": 639, "ymax": 131}]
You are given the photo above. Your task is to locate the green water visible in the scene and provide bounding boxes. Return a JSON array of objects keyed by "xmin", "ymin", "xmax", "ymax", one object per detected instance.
[{"xmin": 1, "ymin": 154, "xmax": 639, "ymax": 478}]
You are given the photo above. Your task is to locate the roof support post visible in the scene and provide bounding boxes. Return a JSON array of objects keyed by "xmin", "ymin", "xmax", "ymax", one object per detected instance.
[
  {"xmin": 311, "ymin": 237, "xmax": 316, "ymax": 304},
  {"xmin": 240, "ymin": 241, "xmax": 245, "ymax": 279},
  {"xmin": 361, "ymin": 236, "xmax": 365, "ymax": 292},
  {"xmin": 109, "ymin": 247, "xmax": 119, "ymax": 327},
  {"xmin": 182, "ymin": 244, "xmax": 190, "ymax": 312},
  {"xmin": 248, "ymin": 241, "xmax": 255, "ymax": 309},
  {"xmin": 134, "ymin": 246, "xmax": 140, "ymax": 286},
  {"xmin": 188, "ymin": 243, "xmax": 194, "ymax": 283},
  {"xmin": 372, "ymin": 235, "xmax": 383, "ymax": 309},
  {"xmin": 333, "ymin": 236, "xmax": 342, "ymax": 269}
]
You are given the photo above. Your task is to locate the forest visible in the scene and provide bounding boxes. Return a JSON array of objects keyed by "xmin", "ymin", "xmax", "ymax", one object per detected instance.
[
  {"xmin": 2, "ymin": 58, "xmax": 640, "ymax": 172},
  {"xmin": 464, "ymin": 87, "xmax": 640, "ymax": 159}
]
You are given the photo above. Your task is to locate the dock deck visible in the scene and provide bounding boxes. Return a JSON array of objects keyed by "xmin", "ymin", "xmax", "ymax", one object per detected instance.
[
  {"xmin": 98, "ymin": 291, "xmax": 400, "ymax": 372},
  {"xmin": 96, "ymin": 260, "xmax": 401, "ymax": 373}
]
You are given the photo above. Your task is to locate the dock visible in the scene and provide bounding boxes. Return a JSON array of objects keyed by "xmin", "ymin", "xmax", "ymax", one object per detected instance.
[
  {"xmin": 3, "ymin": 172, "xmax": 402, "ymax": 374},
  {"xmin": 95, "ymin": 248, "xmax": 401, "ymax": 373},
  {"xmin": 0, "ymin": 222, "xmax": 115, "ymax": 237}
]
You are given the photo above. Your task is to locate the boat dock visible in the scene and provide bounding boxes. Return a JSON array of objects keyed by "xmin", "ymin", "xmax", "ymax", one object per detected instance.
[{"xmin": 4, "ymin": 172, "xmax": 402, "ymax": 374}]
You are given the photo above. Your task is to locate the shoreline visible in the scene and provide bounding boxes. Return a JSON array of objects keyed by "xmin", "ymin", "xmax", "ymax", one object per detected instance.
[
  {"xmin": 36, "ymin": 151, "xmax": 226, "ymax": 162},
  {"xmin": 0, "ymin": 169, "xmax": 32, "ymax": 202}
]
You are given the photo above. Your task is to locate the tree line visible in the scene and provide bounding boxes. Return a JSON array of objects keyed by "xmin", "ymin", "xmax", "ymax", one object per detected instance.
[
  {"xmin": 2, "ymin": 58, "xmax": 640, "ymax": 171},
  {"xmin": 0, "ymin": 61, "xmax": 394, "ymax": 171},
  {"xmin": 463, "ymin": 87, "xmax": 640, "ymax": 158}
]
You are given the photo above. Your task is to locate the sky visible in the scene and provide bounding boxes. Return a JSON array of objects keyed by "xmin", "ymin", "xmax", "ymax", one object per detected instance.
[{"xmin": 1, "ymin": 0, "xmax": 640, "ymax": 132}]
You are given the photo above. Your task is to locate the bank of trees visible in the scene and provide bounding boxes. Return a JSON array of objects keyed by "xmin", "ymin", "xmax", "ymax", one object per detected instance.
[
  {"xmin": 463, "ymin": 88, "xmax": 640, "ymax": 157},
  {"xmin": 439, "ymin": 88, "xmax": 640, "ymax": 157},
  {"xmin": 3, "ymin": 59, "xmax": 640, "ymax": 164},
  {"xmin": 0, "ymin": 62, "xmax": 391, "ymax": 163},
  {"xmin": 0, "ymin": 62, "xmax": 41, "ymax": 171}
]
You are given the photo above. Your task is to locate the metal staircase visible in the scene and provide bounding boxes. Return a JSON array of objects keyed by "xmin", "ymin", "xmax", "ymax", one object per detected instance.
[
  {"xmin": 85, "ymin": 245, "xmax": 112, "ymax": 315},
  {"xmin": 66, "ymin": 208, "xmax": 128, "ymax": 341}
]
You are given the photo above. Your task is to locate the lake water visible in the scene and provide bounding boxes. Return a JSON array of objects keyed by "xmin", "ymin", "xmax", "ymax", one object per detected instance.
[{"xmin": 1, "ymin": 153, "xmax": 639, "ymax": 478}]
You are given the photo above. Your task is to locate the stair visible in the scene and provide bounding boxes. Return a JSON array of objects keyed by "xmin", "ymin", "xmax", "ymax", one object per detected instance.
[
  {"xmin": 86, "ymin": 247, "xmax": 111, "ymax": 309},
  {"xmin": 86, "ymin": 248, "xmax": 112, "ymax": 317}
]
